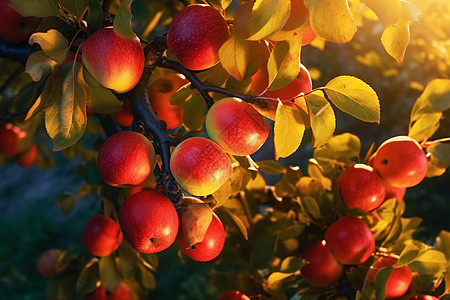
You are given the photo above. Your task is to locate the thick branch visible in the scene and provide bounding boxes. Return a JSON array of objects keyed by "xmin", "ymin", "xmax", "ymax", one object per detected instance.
[{"xmin": 0, "ymin": 39, "xmax": 36, "ymax": 64}]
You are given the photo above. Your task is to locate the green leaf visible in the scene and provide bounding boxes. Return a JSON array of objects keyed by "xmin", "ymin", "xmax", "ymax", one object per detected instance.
[
  {"xmin": 257, "ymin": 160, "xmax": 286, "ymax": 175},
  {"xmin": 170, "ymin": 82, "xmax": 192, "ymax": 105},
  {"xmin": 373, "ymin": 267, "xmax": 393, "ymax": 300},
  {"xmin": 324, "ymin": 76, "xmax": 380, "ymax": 123},
  {"xmin": 267, "ymin": 34, "xmax": 302, "ymax": 90},
  {"xmin": 362, "ymin": 0, "xmax": 401, "ymax": 26},
  {"xmin": 274, "ymin": 102, "xmax": 306, "ymax": 159},
  {"xmin": 56, "ymin": 192, "xmax": 76, "ymax": 215},
  {"xmin": 212, "ymin": 179, "xmax": 232, "ymax": 208},
  {"xmin": 381, "ymin": 18, "xmax": 410, "ymax": 63},
  {"xmin": 304, "ymin": 92, "xmax": 336, "ymax": 147},
  {"xmin": 25, "ymin": 50, "xmax": 58, "ymax": 82},
  {"xmin": 45, "ymin": 62, "xmax": 88, "ymax": 151},
  {"xmin": 411, "ymin": 79, "xmax": 450, "ymax": 118},
  {"xmin": 224, "ymin": 208, "xmax": 249, "ymax": 240},
  {"xmin": 219, "ymin": 32, "xmax": 250, "ymax": 81},
  {"xmin": 76, "ymin": 258, "xmax": 100, "ymax": 294},
  {"xmin": 87, "ymin": 0, "xmax": 103, "ymax": 34},
  {"xmin": 29, "ymin": 30, "xmax": 69, "ymax": 65},
  {"xmin": 428, "ymin": 143, "xmax": 450, "ymax": 168},
  {"xmin": 250, "ymin": 233, "xmax": 278, "ymax": 269},
  {"xmin": 113, "ymin": 4, "xmax": 137, "ymax": 39},
  {"xmin": 274, "ymin": 166, "xmax": 302, "ymax": 198},
  {"xmin": 183, "ymin": 93, "xmax": 205, "ymax": 130},
  {"xmin": 314, "ymin": 133, "xmax": 361, "ymax": 164},
  {"xmin": 408, "ymin": 112, "xmax": 441, "ymax": 142},
  {"xmin": 409, "ymin": 249, "xmax": 447, "ymax": 282},
  {"xmin": 99, "ymin": 256, "xmax": 122, "ymax": 291},
  {"xmin": 278, "ymin": 224, "xmax": 305, "ymax": 240},
  {"xmin": 136, "ymin": 263, "xmax": 156, "ymax": 290},
  {"xmin": 304, "ymin": 0, "xmax": 357, "ymax": 43},
  {"xmin": 207, "ymin": 0, "xmax": 232, "ymax": 11},
  {"xmin": 397, "ymin": 244, "xmax": 421, "ymax": 266},
  {"xmin": 9, "ymin": 0, "xmax": 60, "ymax": 17},
  {"xmin": 281, "ymin": 256, "xmax": 306, "ymax": 273},
  {"xmin": 84, "ymin": 69, "xmax": 123, "ymax": 114},
  {"xmin": 301, "ymin": 195, "xmax": 321, "ymax": 219},
  {"xmin": 60, "ymin": 0, "xmax": 89, "ymax": 18},
  {"xmin": 247, "ymin": 0, "xmax": 290, "ymax": 41}
]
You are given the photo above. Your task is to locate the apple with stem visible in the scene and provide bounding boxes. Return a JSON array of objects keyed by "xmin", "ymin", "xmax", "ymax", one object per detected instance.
[
  {"xmin": 82, "ymin": 27, "xmax": 145, "ymax": 93},
  {"xmin": 0, "ymin": 0, "xmax": 40, "ymax": 44},
  {"xmin": 205, "ymin": 97, "xmax": 270, "ymax": 156},
  {"xmin": 119, "ymin": 190, "xmax": 179, "ymax": 253},
  {"xmin": 167, "ymin": 4, "xmax": 230, "ymax": 71},
  {"xmin": 82, "ymin": 214, "xmax": 122, "ymax": 257},
  {"xmin": 170, "ymin": 137, "xmax": 232, "ymax": 196}
]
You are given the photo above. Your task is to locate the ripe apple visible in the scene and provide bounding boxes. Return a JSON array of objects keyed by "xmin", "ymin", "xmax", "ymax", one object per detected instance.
[
  {"xmin": 384, "ymin": 183, "xmax": 406, "ymax": 202},
  {"xmin": 148, "ymin": 73, "xmax": 188, "ymax": 129},
  {"xmin": 86, "ymin": 283, "xmax": 132, "ymax": 300},
  {"xmin": 112, "ymin": 99, "xmax": 134, "ymax": 127},
  {"xmin": 0, "ymin": 123, "xmax": 26, "ymax": 156},
  {"xmin": 372, "ymin": 136, "xmax": 428, "ymax": 188},
  {"xmin": 167, "ymin": 4, "xmax": 230, "ymax": 71},
  {"xmin": 205, "ymin": 97, "xmax": 270, "ymax": 156},
  {"xmin": 338, "ymin": 163, "xmax": 386, "ymax": 212},
  {"xmin": 368, "ymin": 256, "xmax": 412, "ymax": 299},
  {"xmin": 97, "ymin": 131, "xmax": 156, "ymax": 187},
  {"xmin": 82, "ymin": 214, "xmax": 122, "ymax": 257},
  {"xmin": 0, "ymin": 0, "xmax": 40, "ymax": 44},
  {"xmin": 216, "ymin": 290, "xmax": 250, "ymax": 300},
  {"xmin": 82, "ymin": 27, "xmax": 145, "ymax": 93},
  {"xmin": 301, "ymin": 25, "xmax": 317, "ymax": 46},
  {"xmin": 37, "ymin": 249, "xmax": 61, "ymax": 278},
  {"xmin": 413, "ymin": 296, "xmax": 438, "ymax": 300},
  {"xmin": 119, "ymin": 190, "xmax": 179, "ymax": 253},
  {"xmin": 15, "ymin": 143, "xmax": 38, "ymax": 168},
  {"xmin": 301, "ymin": 240, "xmax": 343, "ymax": 287},
  {"xmin": 64, "ymin": 51, "xmax": 82, "ymax": 64},
  {"xmin": 170, "ymin": 137, "xmax": 232, "ymax": 196},
  {"xmin": 177, "ymin": 212, "xmax": 225, "ymax": 262},
  {"xmin": 325, "ymin": 216, "xmax": 375, "ymax": 265}
]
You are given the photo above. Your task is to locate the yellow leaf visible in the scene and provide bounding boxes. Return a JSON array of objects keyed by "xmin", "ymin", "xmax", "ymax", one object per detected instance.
[
  {"xmin": 274, "ymin": 101, "xmax": 305, "ymax": 160},
  {"xmin": 113, "ymin": 4, "xmax": 137, "ymax": 39},
  {"xmin": 381, "ymin": 18, "xmax": 410, "ymax": 63},
  {"xmin": 29, "ymin": 30, "xmax": 69, "ymax": 64},
  {"xmin": 25, "ymin": 50, "xmax": 58, "ymax": 82},
  {"xmin": 219, "ymin": 32, "xmax": 250, "ymax": 81},
  {"xmin": 303, "ymin": 92, "xmax": 336, "ymax": 147},
  {"xmin": 248, "ymin": 0, "xmax": 290, "ymax": 41},
  {"xmin": 362, "ymin": 0, "xmax": 401, "ymax": 26}
]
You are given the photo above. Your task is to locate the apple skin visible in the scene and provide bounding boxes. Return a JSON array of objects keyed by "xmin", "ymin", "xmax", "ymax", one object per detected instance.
[
  {"xmin": 368, "ymin": 256, "xmax": 412, "ymax": 299},
  {"xmin": 148, "ymin": 73, "xmax": 189, "ymax": 129},
  {"xmin": 82, "ymin": 27, "xmax": 144, "ymax": 93},
  {"xmin": 177, "ymin": 212, "xmax": 225, "ymax": 262},
  {"xmin": 301, "ymin": 25, "xmax": 317, "ymax": 46},
  {"xmin": 0, "ymin": 0, "xmax": 40, "ymax": 44},
  {"xmin": 15, "ymin": 143, "xmax": 38, "ymax": 168},
  {"xmin": 372, "ymin": 136, "xmax": 428, "ymax": 188},
  {"xmin": 112, "ymin": 99, "xmax": 134, "ymax": 127},
  {"xmin": 301, "ymin": 240, "xmax": 343, "ymax": 287},
  {"xmin": 86, "ymin": 283, "xmax": 132, "ymax": 300},
  {"xmin": 167, "ymin": 4, "xmax": 230, "ymax": 71},
  {"xmin": 216, "ymin": 291, "xmax": 250, "ymax": 300},
  {"xmin": 37, "ymin": 249, "xmax": 61, "ymax": 278},
  {"xmin": 97, "ymin": 131, "xmax": 156, "ymax": 187},
  {"xmin": 82, "ymin": 214, "xmax": 123, "ymax": 257},
  {"xmin": 384, "ymin": 184, "xmax": 406, "ymax": 202},
  {"xmin": 413, "ymin": 296, "xmax": 438, "ymax": 300},
  {"xmin": 119, "ymin": 190, "xmax": 179, "ymax": 253},
  {"xmin": 325, "ymin": 216, "xmax": 375, "ymax": 265},
  {"xmin": 170, "ymin": 137, "xmax": 232, "ymax": 196},
  {"xmin": 205, "ymin": 97, "xmax": 270, "ymax": 156},
  {"xmin": 338, "ymin": 164, "xmax": 386, "ymax": 212},
  {"xmin": 0, "ymin": 123, "xmax": 26, "ymax": 156},
  {"xmin": 282, "ymin": 0, "xmax": 309, "ymax": 31}
]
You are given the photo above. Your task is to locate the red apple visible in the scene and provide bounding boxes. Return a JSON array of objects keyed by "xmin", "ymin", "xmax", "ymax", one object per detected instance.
[
  {"xmin": 148, "ymin": 73, "xmax": 189, "ymax": 129},
  {"xmin": 413, "ymin": 296, "xmax": 438, "ymax": 300},
  {"xmin": 368, "ymin": 256, "xmax": 412, "ymax": 299},
  {"xmin": 338, "ymin": 163, "xmax": 386, "ymax": 212},
  {"xmin": 119, "ymin": 190, "xmax": 179, "ymax": 253},
  {"xmin": 112, "ymin": 99, "xmax": 134, "ymax": 127},
  {"xmin": 167, "ymin": 4, "xmax": 230, "ymax": 71},
  {"xmin": 15, "ymin": 143, "xmax": 38, "ymax": 168},
  {"xmin": 372, "ymin": 136, "xmax": 428, "ymax": 188},
  {"xmin": 0, "ymin": 0, "xmax": 40, "ymax": 44},
  {"xmin": 216, "ymin": 290, "xmax": 250, "ymax": 300},
  {"xmin": 301, "ymin": 240, "xmax": 343, "ymax": 287},
  {"xmin": 177, "ymin": 212, "xmax": 225, "ymax": 262},
  {"xmin": 325, "ymin": 216, "xmax": 375, "ymax": 265},
  {"xmin": 97, "ymin": 131, "xmax": 156, "ymax": 187},
  {"xmin": 205, "ymin": 97, "xmax": 270, "ymax": 156},
  {"xmin": 64, "ymin": 51, "xmax": 82, "ymax": 64},
  {"xmin": 82, "ymin": 27, "xmax": 144, "ymax": 93},
  {"xmin": 82, "ymin": 214, "xmax": 122, "ymax": 257},
  {"xmin": 384, "ymin": 183, "xmax": 406, "ymax": 202},
  {"xmin": 301, "ymin": 25, "xmax": 317, "ymax": 46},
  {"xmin": 170, "ymin": 137, "xmax": 233, "ymax": 196},
  {"xmin": 37, "ymin": 249, "xmax": 61, "ymax": 278},
  {"xmin": 0, "ymin": 123, "xmax": 26, "ymax": 156},
  {"xmin": 86, "ymin": 283, "xmax": 132, "ymax": 300}
]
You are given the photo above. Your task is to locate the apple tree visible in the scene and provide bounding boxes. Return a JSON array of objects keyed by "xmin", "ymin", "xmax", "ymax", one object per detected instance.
[{"xmin": 0, "ymin": 0, "xmax": 449, "ymax": 299}]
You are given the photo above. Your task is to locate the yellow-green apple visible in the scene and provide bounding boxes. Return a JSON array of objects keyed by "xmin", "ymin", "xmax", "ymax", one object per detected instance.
[
  {"xmin": 119, "ymin": 190, "xmax": 179, "ymax": 253},
  {"xmin": 167, "ymin": 4, "xmax": 230, "ymax": 71},
  {"xmin": 15, "ymin": 143, "xmax": 38, "ymax": 168},
  {"xmin": 86, "ymin": 283, "xmax": 132, "ymax": 300},
  {"xmin": 205, "ymin": 97, "xmax": 270, "ymax": 156},
  {"xmin": 170, "ymin": 137, "xmax": 232, "ymax": 196},
  {"xmin": 325, "ymin": 216, "xmax": 375, "ymax": 265},
  {"xmin": 82, "ymin": 214, "xmax": 122, "ymax": 257},
  {"xmin": 177, "ymin": 212, "xmax": 225, "ymax": 262},
  {"xmin": 0, "ymin": 0, "xmax": 40, "ymax": 44},
  {"xmin": 368, "ymin": 256, "xmax": 412, "ymax": 299},
  {"xmin": 37, "ymin": 249, "xmax": 61, "ymax": 278},
  {"xmin": 372, "ymin": 136, "xmax": 428, "ymax": 188},
  {"xmin": 82, "ymin": 27, "xmax": 144, "ymax": 93},
  {"xmin": 301, "ymin": 240, "xmax": 343, "ymax": 287},
  {"xmin": 338, "ymin": 164, "xmax": 386, "ymax": 212},
  {"xmin": 148, "ymin": 73, "xmax": 188, "ymax": 129},
  {"xmin": 97, "ymin": 131, "xmax": 156, "ymax": 187},
  {"xmin": 112, "ymin": 99, "xmax": 134, "ymax": 127},
  {"xmin": 216, "ymin": 291, "xmax": 250, "ymax": 300},
  {"xmin": 0, "ymin": 123, "xmax": 26, "ymax": 156}
]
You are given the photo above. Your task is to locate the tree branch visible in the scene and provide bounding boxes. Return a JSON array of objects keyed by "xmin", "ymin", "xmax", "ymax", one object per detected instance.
[{"xmin": 0, "ymin": 39, "xmax": 36, "ymax": 64}]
